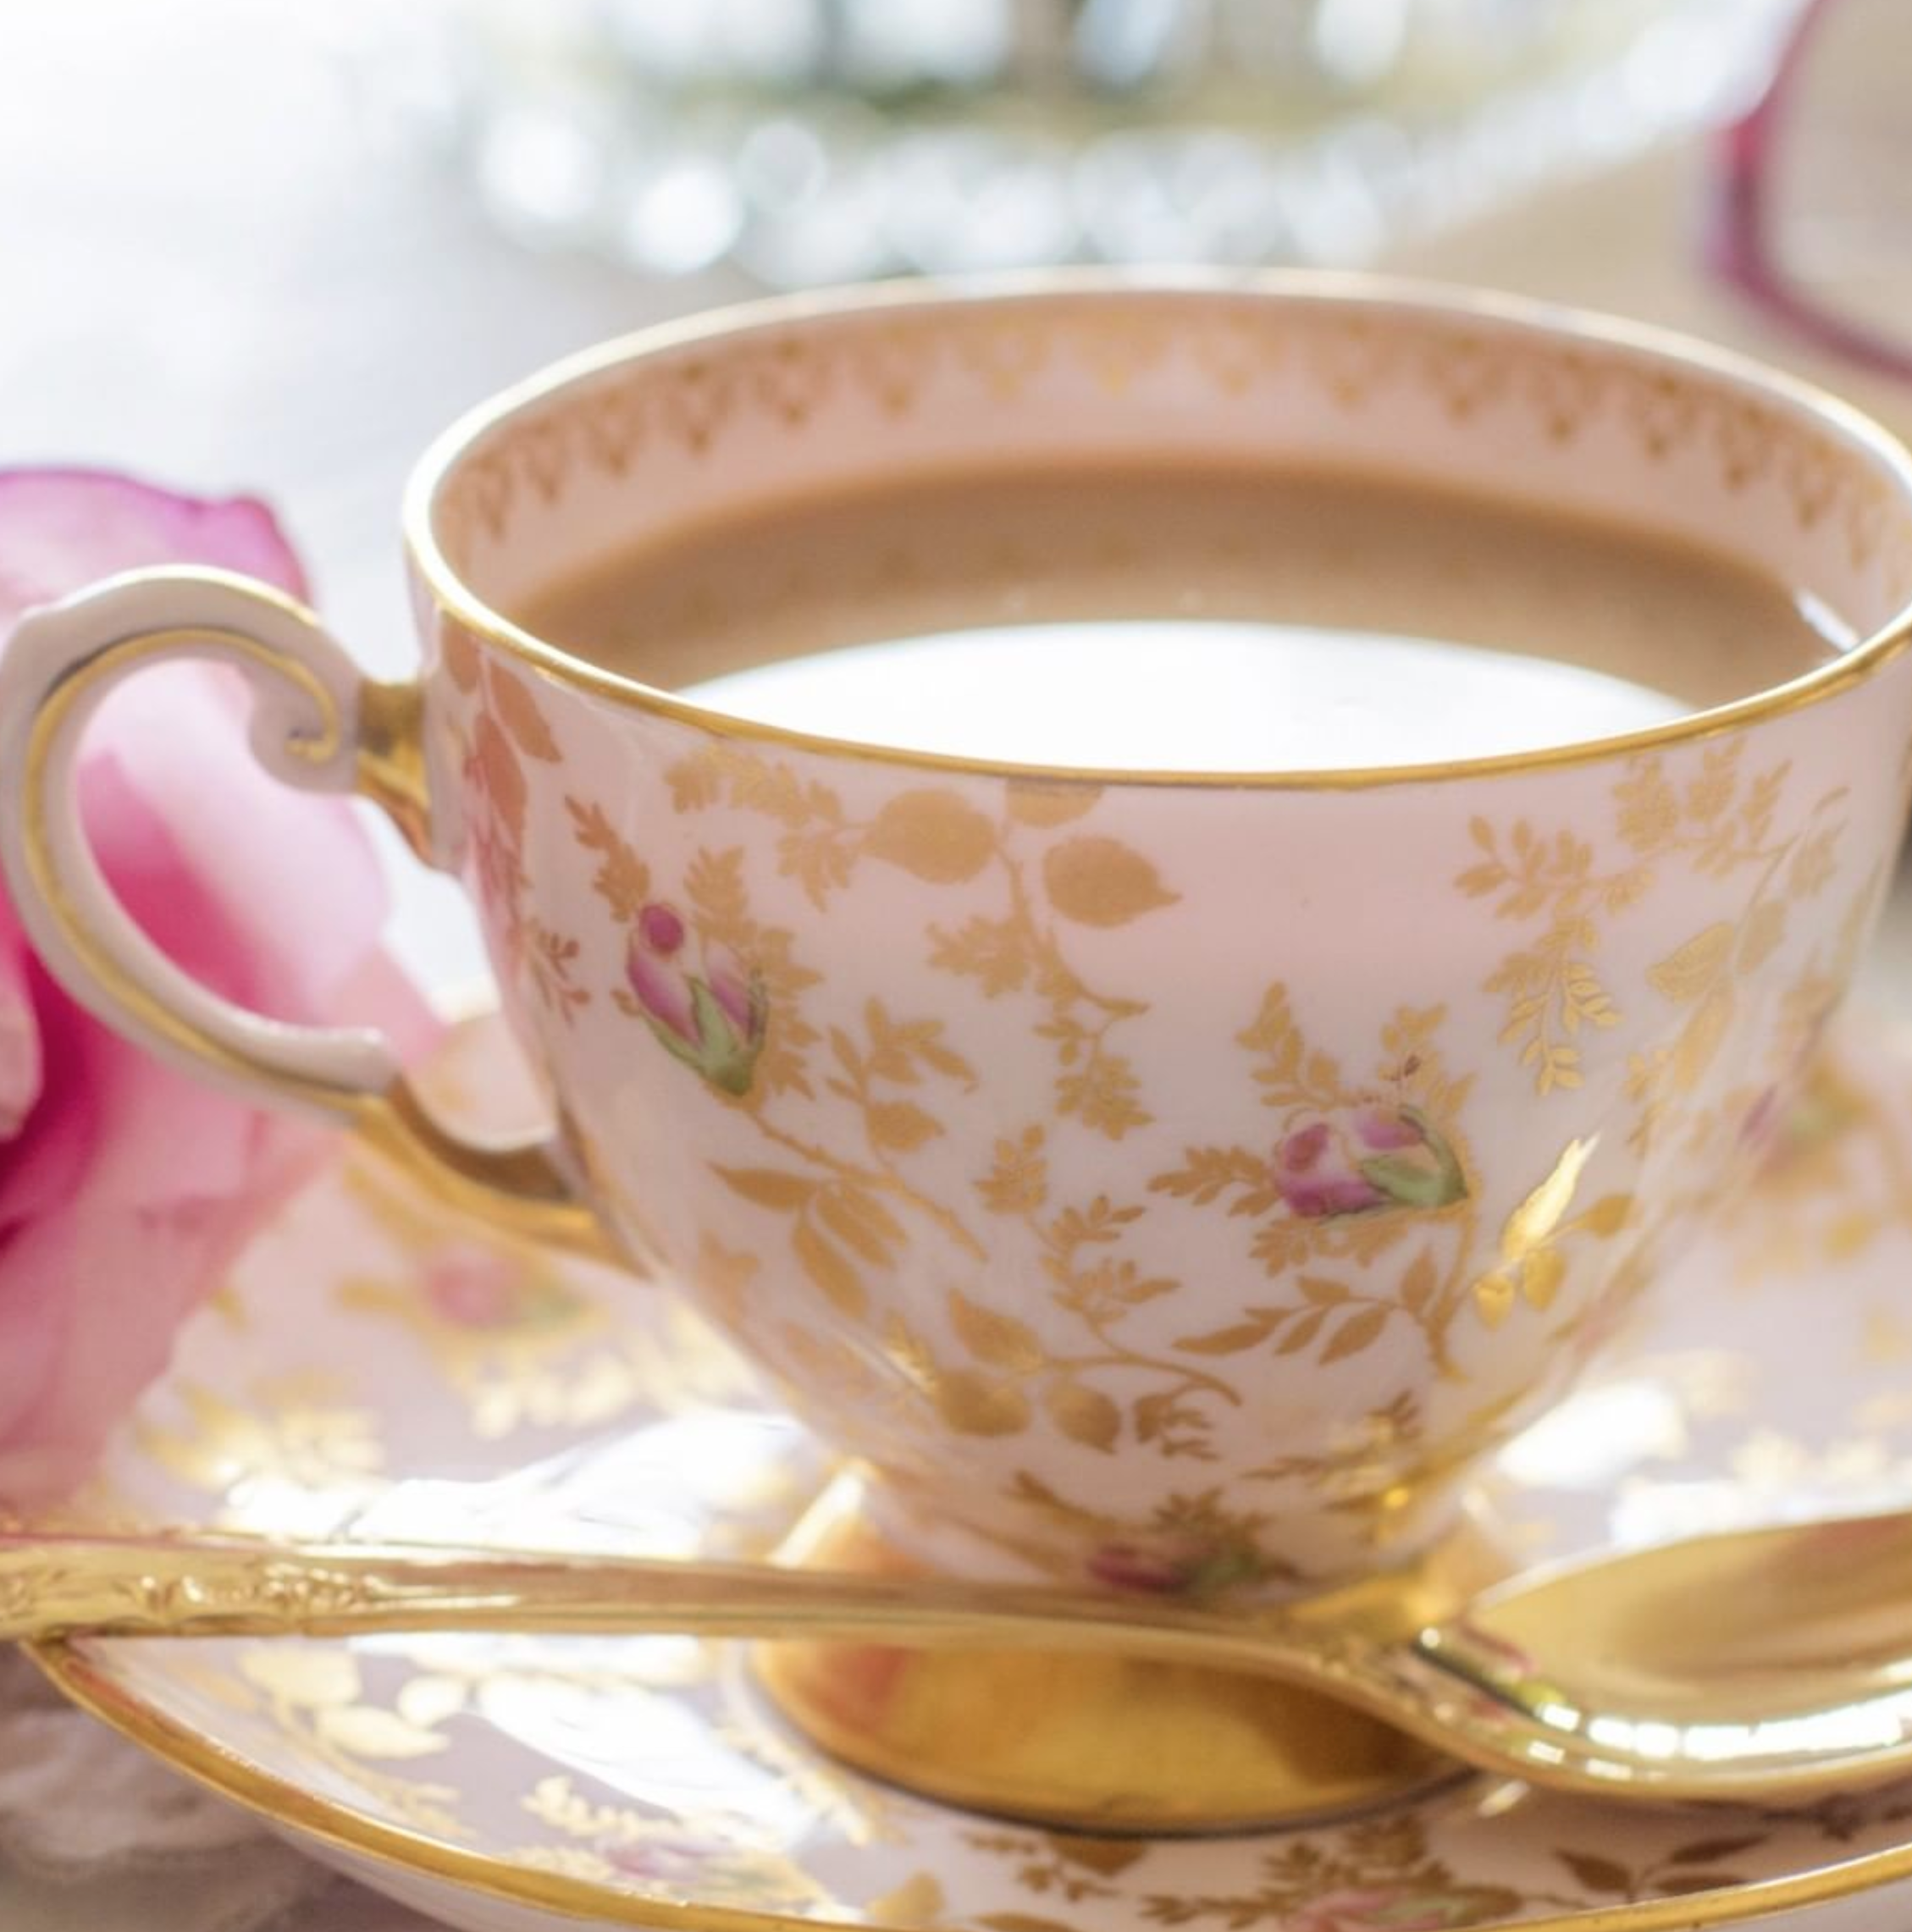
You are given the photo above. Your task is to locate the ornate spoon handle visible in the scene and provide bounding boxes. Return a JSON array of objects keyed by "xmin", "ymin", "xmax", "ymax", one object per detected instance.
[{"xmin": 0, "ymin": 1529, "xmax": 1340, "ymax": 1676}]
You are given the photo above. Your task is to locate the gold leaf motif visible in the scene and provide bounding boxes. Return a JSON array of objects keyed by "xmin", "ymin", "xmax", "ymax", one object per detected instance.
[
  {"xmin": 977, "ymin": 1127, "xmax": 1049, "ymax": 1215},
  {"xmin": 1648, "ymin": 922, "xmax": 1736, "ymax": 1003},
  {"xmin": 565, "ymin": 798, "xmax": 650, "ymax": 922},
  {"xmin": 1043, "ymin": 1377, "xmax": 1121, "ymax": 1450},
  {"xmin": 1556, "ymin": 1852, "xmax": 1633, "ymax": 1896},
  {"xmin": 1674, "ymin": 984, "xmax": 1736, "ymax": 1091},
  {"xmin": 1048, "ymin": 1836, "xmax": 1149, "ymax": 1877},
  {"xmin": 1473, "ymin": 1269, "xmax": 1517, "ymax": 1328},
  {"xmin": 1520, "ymin": 1245, "xmax": 1567, "ymax": 1311},
  {"xmin": 240, "ymin": 1648, "xmax": 360, "ymax": 1708},
  {"xmin": 1006, "ymin": 781, "xmax": 1102, "ymax": 827},
  {"xmin": 1174, "ymin": 1316, "xmax": 1279, "ymax": 1356},
  {"xmin": 864, "ymin": 788, "xmax": 997, "ymax": 882},
  {"xmin": 935, "ymin": 1368, "xmax": 1031, "ymax": 1435},
  {"xmin": 713, "ymin": 1167, "xmax": 815, "ymax": 1212},
  {"xmin": 928, "ymin": 914, "xmax": 1031, "ymax": 996},
  {"xmin": 977, "ymin": 1915, "xmax": 1092, "ymax": 1932},
  {"xmin": 814, "ymin": 1187, "xmax": 898, "ymax": 1265},
  {"xmin": 1321, "ymin": 1305, "xmax": 1390, "ymax": 1364},
  {"xmin": 1614, "ymin": 764, "xmax": 1680, "ymax": 851},
  {"xmin": 1041, "ymin": 836, "xmax": 1178, "ymax": 927},
  {"xmin": 396, "ymin": 1675, "xmax": 469, "ymax": 1731},
  {"xmin": 1400, "ymin": 1249, "xmax": 1437, "ymax": 1314},
  {"xmin": 316, "ymin": 1704, "xmax": 452, "ymax": 1761},
  {"xmin": 867, "ymin": 1099, "xmax": 942, "ymax": 1153},
  {"xmin": 488, "ymin": 665, "xmax": 561, "ymax": 760},
  {"xmin": 1058, "ymin": 1050, "xmax": 1151, "ymax": 1140},
  {"xmin": 793, "ymin": 1221, "xmax": 865, "ymax": 1317},
  {"xmin": 440, "ymin": 624, "xmax": 481, "ymax": 692},
  {"xmin": 949, "ymin": 1289, "xmax": 1046, "ymax": 1372},
  {"xmin": 472, "ymin": 712, "xmax": 527, "ymax": 837},
  {"xmin": 1276, "ymin": 1309, "xmax": 1331, "ymax": 1355},
  {"xmin": 867, "ymin": 1875, "xmax": 947, "ymax": 1923},
  {"xmin": 1738, "ymin": 899, "xmax": 1788, "ymax": 974},
  {"xmin": 1501, "ymin": 1140, "xmax": 1593, "ymax": 1261},
  {"xmin": 1580, "ymin": 1194, "xmax": 1633, "ymax": 1237}
]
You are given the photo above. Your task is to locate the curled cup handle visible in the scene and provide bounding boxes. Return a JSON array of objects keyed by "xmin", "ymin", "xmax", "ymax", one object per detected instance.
[{"xmin": 0, "ymin": 567, "xmax": 615, "ymax": 1261}]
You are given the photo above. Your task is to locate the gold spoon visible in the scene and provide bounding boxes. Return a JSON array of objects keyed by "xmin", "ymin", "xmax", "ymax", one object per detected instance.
[{"xmin": 9, "ymin": 1511, "xmax": 1912, "ymax": 1805}]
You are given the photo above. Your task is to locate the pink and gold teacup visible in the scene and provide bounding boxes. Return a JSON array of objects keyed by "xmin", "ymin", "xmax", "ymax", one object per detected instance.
[{"xmin": 5, "ymin": 277, "xmax": 1912, "ymax": 1827}]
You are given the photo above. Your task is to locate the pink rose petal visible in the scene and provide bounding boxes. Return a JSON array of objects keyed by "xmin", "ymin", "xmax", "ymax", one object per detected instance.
[
  {"xmin": 0, "ymin": 468, "xmax": 307, "ymax": 630},
  {"xmin": 627, "ymin": 937, "xmax": 697, "ymax": 1044},
  {"xmin": 0, "ymin": 469, "xmax": 437, "ymax": 1506},
  {"xmin": 0, "ymin": 914, "xmax": 40, "ymax": 1138}
]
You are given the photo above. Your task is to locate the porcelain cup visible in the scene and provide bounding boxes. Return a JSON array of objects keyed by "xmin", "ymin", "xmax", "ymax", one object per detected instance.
[{"xmin": 6, "ymin": 275, "xmax": 1912, "ymax": 1598}]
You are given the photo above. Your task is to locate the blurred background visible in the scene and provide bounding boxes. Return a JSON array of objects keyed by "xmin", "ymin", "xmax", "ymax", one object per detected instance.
[{"xmin": 1, "ymin": 0, "xmax": 1906, "ymax": 985}]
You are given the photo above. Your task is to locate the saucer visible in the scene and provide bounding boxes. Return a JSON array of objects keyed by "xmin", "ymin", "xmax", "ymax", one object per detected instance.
[{"xmin": 35, "ymin": 1012, "xmax": 1912, "ymax": 1932}]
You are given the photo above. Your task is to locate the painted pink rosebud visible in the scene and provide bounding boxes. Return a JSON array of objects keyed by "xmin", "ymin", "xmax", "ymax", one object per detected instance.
[
  {"xmin": 1273, "ymin": 1103, "xmax": 1467, "ymax": 1221},
  {"xmin": 625, "ymin": 901, "xmax": 767, "ymax": 1097},
  {"xmin": 1290, "ymin": 1886, "xmax": 1483, "ymax": 1932},
  {"xmin": 423, "ymin": 1248, "xmax": 527, "ymax": 1329},
  {"xmin": 1087, "ymin": 1535, "xmax": 1270, "ymax": 1598},
  {"xmin": 1086, "ymin": 1542, "xmax": 1191, "ymax": 1594},
  {"xmin": 423, "ymin": 1245, "xmax": 577, "ymax": 1332}
]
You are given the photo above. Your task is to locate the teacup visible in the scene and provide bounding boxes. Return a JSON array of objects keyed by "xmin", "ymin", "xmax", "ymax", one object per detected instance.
[{"xmin": 5, "ymin": 276, "xmax": 1912, "ymax": 1823}]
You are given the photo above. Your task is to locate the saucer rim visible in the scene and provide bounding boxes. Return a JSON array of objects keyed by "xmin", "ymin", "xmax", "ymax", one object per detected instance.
[
  {"xmin": 35, "ymin": 1005, "xmax": 1912, "ymax": 1932},
  {"xmin": 36, "ymin": 1634, "xmax": 1912, "ymax": 1932}
]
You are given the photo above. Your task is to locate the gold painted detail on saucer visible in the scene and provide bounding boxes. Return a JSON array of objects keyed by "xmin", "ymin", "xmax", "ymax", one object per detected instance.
[
  {"xmin": 134, "ymin": 1376, "xmax": 385, "ymax": 1504},
  {"xmin": 514, "ymin": 1776, "xmax": 829, "ymax": 1912},
  {"xmin": 231, "ymin": 1648, "xmax": 468, "ymax": 1839},
  {"xmin": 34, "ymin": 1007, "xmax": 1912, "ymax": 1932},
  {"xmin": 337, "ymin": 1158, "xmax": 754, "ymax": 1438}
]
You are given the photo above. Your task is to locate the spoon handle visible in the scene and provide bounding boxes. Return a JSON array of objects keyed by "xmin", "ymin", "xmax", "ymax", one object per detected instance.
[{"xmin": 0, "ymin": 1529, "xmax": 1327, "ymax": 1675}]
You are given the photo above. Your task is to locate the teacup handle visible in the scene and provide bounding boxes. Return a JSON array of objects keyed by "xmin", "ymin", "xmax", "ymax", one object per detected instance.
[{"xmin": 0, "ymin": 568, "xmax": 616, "ymax": 1261}]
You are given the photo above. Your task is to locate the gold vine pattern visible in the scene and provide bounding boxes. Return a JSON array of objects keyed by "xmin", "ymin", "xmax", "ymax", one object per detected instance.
[
  {"xmin": 664, "ymin": 745, "xmax": 1171, "ymax": 1138},
  {"xmin": 440, "ymin": 623, "xmax": 589, "ymax": 1024},
  {"xmin": 948, "ymin": 1813, "xmax": 1769, "ymax": 1928},
  {"xmin": 561, "ymin": 761, "xmax": 1265, "ymax": 1493},
  {"xmin": 435, "ymin": 638, "xmax": 1892, "ymax": 1587},
  {"xmin": 1153, "ymin": 995, "xmax": 1630, "ymax": 1372},
  {"xmin": 1461, "ymin": 740, "xmax": 1849, "ymax": 1097}
]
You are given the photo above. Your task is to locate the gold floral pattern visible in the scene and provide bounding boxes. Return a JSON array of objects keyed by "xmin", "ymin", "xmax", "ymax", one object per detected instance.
[
  {"xmin": 415, "ymin": 288, "xmax": 1912, "ymax": 1593},
  {"xmin": 1459, "ymin": 742, "xmax": 1847, "ymax": 1098},
  {"xmin": 1156, "ymin": 996, "xmax": 1484, "ymax": 1377},
  {"xmin": 37, "ymin": 1012, "xmax": 1912, "ymax": 1932},
  {"xmin": 660, "ymin": 748, "xmax": 1165, "ymax": 1136},
  {"xmin": 420, "ymin": 620, "xmax": 1904, "ymax": 1587},
  {"xmin": 336, "ymin": 1161, "xmax": 751, "ymax": 1438}
]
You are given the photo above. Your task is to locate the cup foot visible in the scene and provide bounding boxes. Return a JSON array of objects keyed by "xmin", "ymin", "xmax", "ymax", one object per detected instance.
[{"xmin": 754, "ymin": 1476, "xmax": 1503, "ymax": 1835}]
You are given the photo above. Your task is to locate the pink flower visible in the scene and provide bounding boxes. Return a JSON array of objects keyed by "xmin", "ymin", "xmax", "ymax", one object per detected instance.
[
  {"xmin": 1086, "ymin": 1534, "xmax": 1272, "ymax": 1598},
  {"xmin": 625, "ymin": 899, "xmax": 765, "ymax": 1096},
  {"xmin": 422, "ymin": 1243, "xmax": 577, "ymax": 1333},
  {"xmin": 1289, "ymin": 1888, "xmax": 1453, "ymax": 1932},
  {"xmin": 423, "ymin": 1248, "xmax": 527, "ymax": 1329},
  {"xmin": 1273, "ymin": 1103, "xmax": 1467, "ymax": 1221},
  {"xmin": 1086, "ymin": 1541, "xmax": 1194, "ymax": 1593},
  {"xmin": 0, "ymin": 471, "xmax": 435, "ymax": 1506}
]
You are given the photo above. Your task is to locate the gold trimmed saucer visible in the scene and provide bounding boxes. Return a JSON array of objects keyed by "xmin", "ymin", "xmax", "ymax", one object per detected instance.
[{"xmin": 35, "ymin": 1011, "xmax": 1912, "ymax": 1932}]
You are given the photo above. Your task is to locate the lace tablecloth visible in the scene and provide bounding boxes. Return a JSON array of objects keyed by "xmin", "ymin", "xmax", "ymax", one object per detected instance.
[{"xmin": 0, "ymin": 1653, "xmax": 433, "ymax": 1932}]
